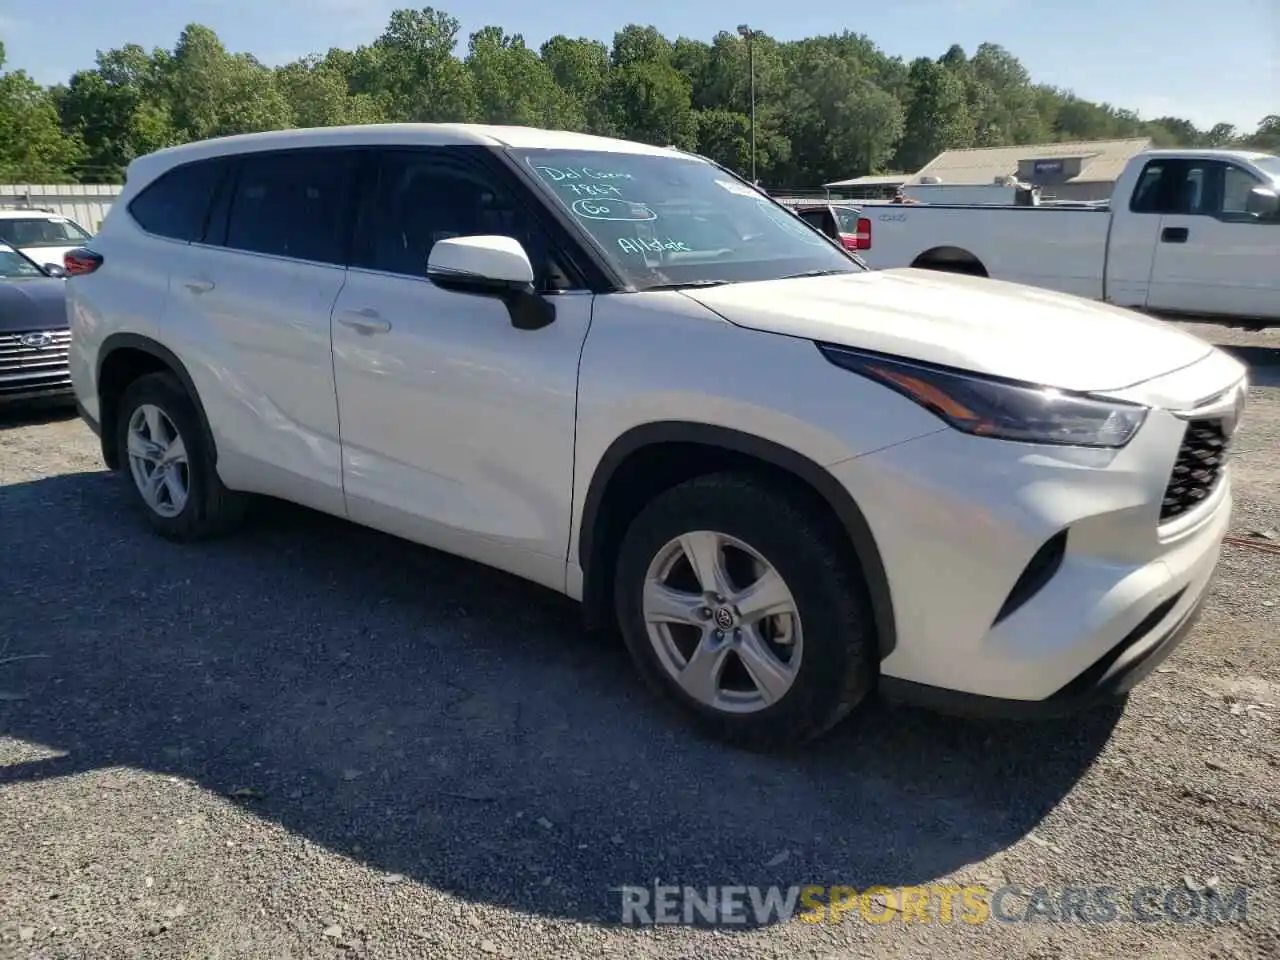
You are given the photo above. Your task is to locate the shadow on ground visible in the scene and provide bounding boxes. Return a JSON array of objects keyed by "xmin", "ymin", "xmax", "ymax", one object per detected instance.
[
  {"xmin": 0, "ymin": 400, "xmax": 78, "ymax": 431},
  {"xmin": 0, "ymin": 470, "xmax": 1118, "ymax": 927}
]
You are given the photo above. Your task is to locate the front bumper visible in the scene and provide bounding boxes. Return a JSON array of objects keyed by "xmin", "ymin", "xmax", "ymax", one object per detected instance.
[
  {"xmin": 824, "ymin": 358, "xmax": 1240, "ymax": 710},
  {"xmin": 879, "ymin": 586, "xmax": 1209, "ymax": 718}
]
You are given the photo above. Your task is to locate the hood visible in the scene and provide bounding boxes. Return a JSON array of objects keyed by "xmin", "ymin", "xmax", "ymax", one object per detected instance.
[
  {"xmin": 0, "ymin": 278, "xmax": 68, "ymax": 333},
  {"xmin": 680, "ymin": 268, "xmax": 1215, "ymax": 393}
]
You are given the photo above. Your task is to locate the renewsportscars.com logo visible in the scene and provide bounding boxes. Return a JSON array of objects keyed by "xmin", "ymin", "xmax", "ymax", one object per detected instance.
[{"xmin": 616, "ymin": 883, "xmax": 1251, "ymax": 926}]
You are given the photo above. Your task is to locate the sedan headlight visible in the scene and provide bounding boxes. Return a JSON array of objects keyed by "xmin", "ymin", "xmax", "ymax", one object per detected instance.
[{"xmin": 819, "ymin": 344, "xmax": 1148, "ymax": 448}]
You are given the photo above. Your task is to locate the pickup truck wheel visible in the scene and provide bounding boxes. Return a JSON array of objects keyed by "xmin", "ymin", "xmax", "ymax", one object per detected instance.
[
  {"xmin": 614, "ymin": 472, "xmax": 876, "ymax": 751},
  {"xmin": 116, "ymin": 372, "xmax": 246, "ymax": 541}
]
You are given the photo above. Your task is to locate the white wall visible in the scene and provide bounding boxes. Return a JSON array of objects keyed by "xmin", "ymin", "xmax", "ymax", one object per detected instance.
[{"xmin": 0, "ymin": 184, "xmax": 123, "ymax": 233}]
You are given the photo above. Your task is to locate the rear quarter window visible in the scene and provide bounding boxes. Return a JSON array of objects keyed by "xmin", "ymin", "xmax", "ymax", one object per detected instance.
[{"xmin": 127, "ymin": 158, "xmax": 229, "ymax": 242}]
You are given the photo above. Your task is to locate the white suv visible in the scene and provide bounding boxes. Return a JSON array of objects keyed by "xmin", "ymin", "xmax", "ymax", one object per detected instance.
[{"xmin": 65, "ymin": 124, "xmax": 1247, "ymax": 750}]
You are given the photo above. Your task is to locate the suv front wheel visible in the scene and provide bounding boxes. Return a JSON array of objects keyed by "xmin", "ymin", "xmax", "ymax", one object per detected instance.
[
  {"xmin": 614, "ymin": 472, "xmax": 876, "ymax": 750},
  {"xmin": 116, "ymin": 371, "xmax": 246, "ymax": 541}
]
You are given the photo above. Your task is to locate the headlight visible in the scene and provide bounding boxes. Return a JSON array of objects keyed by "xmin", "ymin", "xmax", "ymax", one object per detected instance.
[{"xmin": 819, "ymin": 344, "xmax": 1148, "ymax": 448}]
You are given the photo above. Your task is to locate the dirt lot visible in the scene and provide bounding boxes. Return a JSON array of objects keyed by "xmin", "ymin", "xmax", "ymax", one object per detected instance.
[{"xmin": 1, "ymin": 323, "xmax": 1277, "ymax": 960}]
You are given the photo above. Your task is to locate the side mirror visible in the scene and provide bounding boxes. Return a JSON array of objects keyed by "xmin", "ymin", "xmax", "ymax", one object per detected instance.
[
  {"xmin": 426, "ymin": 235, "xmax": 554, "ymax": 331},
  {"xmin": 1245, "ymin": 186, "xmax": 1280, "ymax": 219},
  {"xmin": 43, "ymin": 263, "xmax": 67, "ymax": 278},
  {"xmin": 427, "ymin": 235, "xmax": 535, "ymax": 290}
]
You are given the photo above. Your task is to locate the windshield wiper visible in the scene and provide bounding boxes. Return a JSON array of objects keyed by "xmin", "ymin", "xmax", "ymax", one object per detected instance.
[
  {"xmin": 641, "ymin": 279, "xmax": 736, "ymax": 291},
  {"xmin": 777, "ymin": 268, "xmax": 856, "ymax": 280}
]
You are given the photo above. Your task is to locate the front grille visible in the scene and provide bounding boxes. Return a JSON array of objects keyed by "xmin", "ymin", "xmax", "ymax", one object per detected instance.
[
  {"xmin": 1160, "ymin": 419, "xmax": 1228, "ymax": 522},
  {"xmin": 0, "ymin": 329, "xmax": 73, "ymax": 398}
]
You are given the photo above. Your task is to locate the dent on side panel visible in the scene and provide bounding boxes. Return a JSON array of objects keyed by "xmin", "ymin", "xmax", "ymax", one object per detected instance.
[{"xmin": 169, "ymin": 248, "xmax": 348, "ymax": 515}]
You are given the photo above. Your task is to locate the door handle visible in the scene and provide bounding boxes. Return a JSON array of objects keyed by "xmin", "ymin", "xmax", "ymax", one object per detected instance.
[
  {"xmin": 182, "ymin": 278, "xmax": 214, "ymax": 293},
  {"xmin": 338, "ymin": 308, "xmax": 391, "ymax": 335},
  {"xmin": 1161, "ymin": 227, "xmax": 1189, "ymax": 244}
]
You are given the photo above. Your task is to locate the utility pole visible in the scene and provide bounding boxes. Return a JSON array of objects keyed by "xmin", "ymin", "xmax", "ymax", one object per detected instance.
[{"xmin": 737, "ymin": 24, "xmax": 757, "ymax": 183}]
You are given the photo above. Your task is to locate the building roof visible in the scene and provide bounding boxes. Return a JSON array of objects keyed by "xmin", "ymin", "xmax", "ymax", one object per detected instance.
[
  {"xmin": 907, "ymin": 138, "xmax": 1153, "ymax": 186},
  {"xmin": 823, "ymin": 173, "xmax": 909, "ymax": 188}
]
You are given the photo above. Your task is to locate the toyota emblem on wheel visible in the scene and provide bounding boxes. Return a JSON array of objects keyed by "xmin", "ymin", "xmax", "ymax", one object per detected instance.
[
  {"xmin": 713, "ymin": 607, "xmax": 735, "ymax": 630},
  {"xmin": 18, "ymin": 332, "xmax": 53, "ymax": 348}
]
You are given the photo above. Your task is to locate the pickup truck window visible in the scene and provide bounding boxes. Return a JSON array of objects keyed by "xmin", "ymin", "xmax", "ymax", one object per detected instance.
[
  {"xmin": 1253, "ymin": 156, "xmax": 1280, "ymax": 181},
  {"xmin": 1129, "ymin": 158, "xmax": 1270, "ymax": 223}
]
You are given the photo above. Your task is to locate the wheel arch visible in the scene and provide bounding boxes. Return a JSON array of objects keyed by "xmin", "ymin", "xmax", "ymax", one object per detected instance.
[
  {"xmin": 911, "ymin": 246, "xmax": 989, "ymax": 277},
  {"xmin": 578, "ymin": 421, "xmax": 897, "ymax": 659},
  {"xmin": 97, "ymin": 333, "xmax": 216, "ymax": 472}
]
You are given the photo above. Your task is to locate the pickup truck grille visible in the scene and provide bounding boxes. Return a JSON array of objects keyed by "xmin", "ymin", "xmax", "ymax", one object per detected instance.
[
  {"xmin": 1160, "ymin": 418, "xmax": 1229, "ymax": 522},
  {"xmin": 0, "ymin": 329, "xmax": 73, "ymax": 399}
]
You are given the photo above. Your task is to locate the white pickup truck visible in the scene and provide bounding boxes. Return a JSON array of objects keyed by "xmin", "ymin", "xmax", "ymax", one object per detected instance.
[{"xmin": 860, "ymin": 149, "xmax": 1280, "ymax": 330}]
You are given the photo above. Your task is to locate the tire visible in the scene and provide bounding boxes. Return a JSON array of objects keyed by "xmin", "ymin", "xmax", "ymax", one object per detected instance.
[
  {"xmin": 115, "ymin": 371, "xmax": 246, "ymax": 541},
  {"xmin": 614, "ymin": 471, "xmax": 876, "ymax": 751}
]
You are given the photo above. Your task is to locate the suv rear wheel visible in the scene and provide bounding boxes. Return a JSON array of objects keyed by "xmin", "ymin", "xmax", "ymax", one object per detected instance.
[
  {"xmin": 116, "ymin": 371, "xmax": 246, "ymax": 541},
  {"xmin": 614, "ymin": 472, "xmax": 876, "ymax": 750}
]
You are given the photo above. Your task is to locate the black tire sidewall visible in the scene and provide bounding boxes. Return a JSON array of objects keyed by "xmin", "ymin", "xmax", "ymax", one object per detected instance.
[
  {"xmin": 614, "ymin": 475, "xmax": 875, "ymax": 748},
  {"xmin": 115, "ymin": 373, "xmax": 218, "ymax": 539}
]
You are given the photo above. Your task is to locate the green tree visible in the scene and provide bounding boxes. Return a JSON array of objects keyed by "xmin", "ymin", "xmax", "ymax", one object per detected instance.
[
  {"xmin": 540, "ymin": 35, "xmax": 612, "ymax": 133},
  {"xmin": 368, "ymin": 7, "xmax": 477, "ymax": 122},
  {"xmin": 275, "ymin": 56, "xmax": 383, "ymax": 128},
  {"xmin": 605, "ymin": 61, "xmax": 697, "ymax": 150},
  {"xmin": 894, "ymin": 57, "xmax": 973, "ymax": 170},
  {"xmin": 466, "ymin": 27, "xmax": 581, "ymax": 129},
  {"xmin": 0, "ymin": 43, "xmax": 85, "ymax": 182},
  {"xmin": 610, "ymin": 25, "xmax": 672, "ymax": 68},
  {"xmin": 1241, "ymin": 115, "xmax": 1280, "ymax": 152},
  {"xmin": 6, "ymin": 9, "xmax": 1258, "ymax": 188},
  {"xmin": 162, "ymin": 25, "xmax": 293, "ymax": 140}
]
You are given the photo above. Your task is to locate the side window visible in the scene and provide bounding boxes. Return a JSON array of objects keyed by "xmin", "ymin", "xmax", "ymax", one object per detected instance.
[
  {"xmin": 1221, "ymin": 165, "xmax": 1265, "ymax": 218},
  {"xmin": 1179, "ymin": 164, "xmax": 1208, "ymax": 214},
  {"xmin": 352, "ymin": 149, "xmax": 572, "ymax": 290},
  {"xmin": 798, "ymin": 209, "xmax": 835, "ymax": 236},
  {"xmin": 127, "ymin": 158, "xmax": 228, "ymax": 242},
  {"xmin": 1129, "ymin": 160, "xmax": 1179, "ymax": 214},
  {"xmin": 221, "ymin": 149, "xmax": 360, "ymax": 264}
]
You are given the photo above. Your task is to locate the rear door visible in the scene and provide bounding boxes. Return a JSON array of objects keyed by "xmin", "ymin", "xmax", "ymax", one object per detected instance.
[
  {"xmin": 168, "ymin": 146, "xmax": 362, "ymax": 514},
  {"xmin": 1146, "ymin": 158, "xmax": 1280, "ymax": 321}
]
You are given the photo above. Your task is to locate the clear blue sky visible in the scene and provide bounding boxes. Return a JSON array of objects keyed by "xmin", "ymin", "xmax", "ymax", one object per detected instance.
[{"xmin": 2, "ymin": 0, "xmax": 1275, "ymax": 132}]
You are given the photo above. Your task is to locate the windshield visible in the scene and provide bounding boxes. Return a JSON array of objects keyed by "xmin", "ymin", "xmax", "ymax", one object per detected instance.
[
  {"xmin": 513, "ymin": 149, "xmax": 863, "ymax": 290},
  {"xmin": 831, "ymin": 207, "xmax": 862, "ymax": 233},
  {"xmin": 0, "ymin": 246, "xmax": 46, "ymax": 279},
  {"xmin": 0, "ymin": 216, "xmax": 92, "ymax": 248},
  {"xmin": 1252, "ymin": 156, "xmax": 1280, "ymax": 183}
]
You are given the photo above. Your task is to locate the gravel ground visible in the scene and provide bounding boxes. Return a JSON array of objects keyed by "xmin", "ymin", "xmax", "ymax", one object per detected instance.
[{"xmin": 1, "ymin": 323, "xmax": 1277, "ymax": 960}]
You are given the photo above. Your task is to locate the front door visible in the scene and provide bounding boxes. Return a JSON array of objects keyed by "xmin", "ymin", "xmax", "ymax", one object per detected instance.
[
  {"xmin": 1147, "ymin": 158, "xmax": 1280, "ymax": 321},
  {"xmin": 330, "ymin": 146, "xmax": 594, "ymax": 592},
  {"xmin": 1102, "ymin": 157, "xmax": 1167, "ymax": 308}
]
